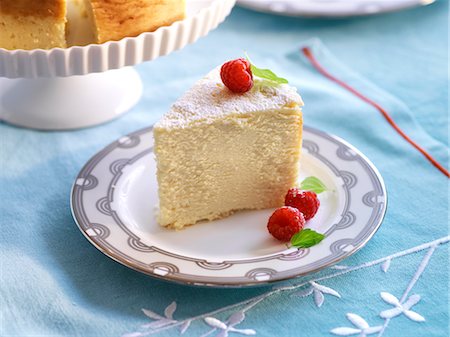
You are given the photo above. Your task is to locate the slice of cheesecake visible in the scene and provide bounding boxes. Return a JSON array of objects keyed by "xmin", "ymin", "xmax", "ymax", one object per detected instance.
[
  {"xmin": 0, "ymin": 0, "xmax": 67, "ymax": 50},
  {"xmin": 84, "ymin": 0, "xmax": 186, "ymax": 44},
  {"xmin": 154, "ymin": 68, "xmax": 304, "ymax": 230}
]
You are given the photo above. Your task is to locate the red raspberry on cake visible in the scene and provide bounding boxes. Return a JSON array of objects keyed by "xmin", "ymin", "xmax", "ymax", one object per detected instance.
[
  {"xmin": 285, "ymin": 188, "xmax": 320, "ymax": 221},
  {"xmin": 267, "ymin": 206, "xmax": 306, "ymax": 242},
  {"xmin": 220, "ymin": 58, "xmax": 253, "ymax": 93}
]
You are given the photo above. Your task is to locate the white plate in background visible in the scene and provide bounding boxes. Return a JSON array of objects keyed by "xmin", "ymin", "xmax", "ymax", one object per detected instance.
[{"xmin": 237, "ymin": 0, "xmax": 434, "ymax": 18}]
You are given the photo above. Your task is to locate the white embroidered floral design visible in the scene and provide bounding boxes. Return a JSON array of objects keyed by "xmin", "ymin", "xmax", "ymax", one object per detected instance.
[
  {"xmin": 379, "ymin": 293, "xmax": 425, "ymax": 322},
  {"xmin": 292, "ymin": 281, "xmax": 341, "ymax": 307},
  {"xmin": 122, "ymin": 301, "xmax": 185, "ymax": 337},
  {"xmin": 331, "ymin": 313, "xmax": 382, "ymax": 336},
  {"xmin": 141, "ymin": 301, "xmax": 178, "ymax": 329},
  {"xmin": 375, "ymin": 243, "xmax": 438, "ymax": 336},
  {"xmin": 202, "ymin": 312, "xmax": 256, "ymax": 337},
  {"xmin": 179, "ymin": 320, "xmax": 192, "ymax": 334},
  {"xmin": 122, "ymin": 236, "xmax": 449, "ymax": 337}
]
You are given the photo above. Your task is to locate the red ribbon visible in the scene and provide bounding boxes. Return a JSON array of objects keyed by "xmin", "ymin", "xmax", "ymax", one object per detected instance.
[{"xmin": 302, "ymin": 47, "xmax": 449, "ymax": 178}]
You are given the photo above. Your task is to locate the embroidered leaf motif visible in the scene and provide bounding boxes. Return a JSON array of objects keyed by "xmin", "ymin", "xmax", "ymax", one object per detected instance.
[
  {"xmin": 142, "ymin": 308, "xmax": 163, "ymax": 320},
  {"xmin": 311, "ymin": 282, "xmax": 341, "ymax": 298},
  {"xmin": 140, "ymin": 303, "xmax": 177, "ymax": 330},
  {"xmin": 204, "ymin": 313, "xmax": 256, "ymax": 337},
  {"xmin": 292, "ymin": 282, "xmax": 341, "ymax": 307},
  {"xmin": 330, "ymin": 327, "xmax": 361, "ymax": 335},
  {"xmin": 229, "ymin": 328, "xmax": 256, "ymax": 335},
  {"xmin": 381, "ymin": 259, "xmax": 391, "ymax": 272},
  {"xmin": 180, "ymin": 320, "xmax": 191, "ymax": 334},
  {"xmin": 346, "ymin": 313, "xmax": 369, "ymax": 329},
  {"xmin": 313, "ymin": 289, "xmax": 325, "ymax": 307},
  {"xmin": 364, "ymin": 326, "xmax": 383, "ymax": 334},
  {"xmin": 205, "ymin": 317, "xmax": 228, "ymax": 330},
  {"xmin": 404, "ymin": 310, "xmax": 425, "ymax": 322},
  {"xmin": 164, "ymin": 301, "xmax": 177, "ymax": 319},
  {"xmin": 331, "ymin": 313, "xmax": 382, "ymax": 336},
  {"xmin": 403, "ymin": 294, "xmax": 421, "ymax": 308},
  {"xmin": 380, "ymin": 292, "xmax": 400, "ymax": 306},
  {"xmin": 380, "ymin": 293, "xmax": 425, "ymax": 322},
  {"xmin": 380, "ymin": 308, "xmax": 402, "ymax": 319},
  {"xmin": 228, "ymin": 311, "xmax": 245, "ymax": 326}
]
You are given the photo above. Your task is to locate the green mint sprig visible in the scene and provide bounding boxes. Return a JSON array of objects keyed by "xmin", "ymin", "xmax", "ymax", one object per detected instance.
[
  {"xmin": 250, "ymin": 64, "xmax": 288, "ymax": 84},
  {"xmin": 245, "ymin": 53, "xmax": 288, "ymax": 84},
  {"xmin": 290, "ymin": 229, "xmax": 325, "ymax": 249},
  {"xmin": 289, "ymin": 176, "xmax": 328, "ymax": 248},
  {"xmin": 300, "ymin": 176, "xmax": 328, "ymax": 194}
]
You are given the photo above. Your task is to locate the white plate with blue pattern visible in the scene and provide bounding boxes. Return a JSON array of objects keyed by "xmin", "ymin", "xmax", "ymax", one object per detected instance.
[{"xmin": 71, "ymin": 126, "xmax": 387, "ymax": 287}]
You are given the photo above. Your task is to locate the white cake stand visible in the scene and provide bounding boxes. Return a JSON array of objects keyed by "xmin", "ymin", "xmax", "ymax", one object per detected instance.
[{"xmin": 0, "ymin": 0, "xmax": 236, "ymax": 130}]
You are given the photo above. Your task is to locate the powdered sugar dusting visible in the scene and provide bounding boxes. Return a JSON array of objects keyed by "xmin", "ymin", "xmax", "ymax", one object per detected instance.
[{"xmin": 155, "ymin": 68, "xmax": 303, "ymax": 129}]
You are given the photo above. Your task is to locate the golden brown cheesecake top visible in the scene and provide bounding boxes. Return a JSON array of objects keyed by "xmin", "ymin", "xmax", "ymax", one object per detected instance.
[
  {"xmin": 89, "ymin": 0, "xmax": 185, "ymax": 43},
  {"xmin": 0, "ymin": 0, "xmax": 66, "ymax": 18}
]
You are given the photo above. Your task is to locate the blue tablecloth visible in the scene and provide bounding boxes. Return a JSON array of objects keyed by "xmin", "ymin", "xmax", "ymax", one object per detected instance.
[{"xmin": 1, "ymin": 2, "xmax": 448, "ymax": 336}]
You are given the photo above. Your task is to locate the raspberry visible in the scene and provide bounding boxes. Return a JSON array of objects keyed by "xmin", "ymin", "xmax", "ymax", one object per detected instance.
[
  {"xmin": 220, "ymin": 58, "xmax": 253, "ymax": 93},
  {"xmin": 285, "ymin": 188, "xmax": 320, "ymax": 221},
  {"xmin": 267, "ymin": 206, "xmax": 305, "ymax": 242}
]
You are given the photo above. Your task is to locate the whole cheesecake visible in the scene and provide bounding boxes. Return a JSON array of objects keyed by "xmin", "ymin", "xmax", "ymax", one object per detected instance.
[{"xmin": 154, "ymin": 68, "xmax": 304, "ymax": 229}]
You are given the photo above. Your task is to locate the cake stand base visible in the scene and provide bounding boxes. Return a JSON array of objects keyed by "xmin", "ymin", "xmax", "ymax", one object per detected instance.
[{"xmin": 0, "ymin": 67, "xmax": 143, "ymax": 130}]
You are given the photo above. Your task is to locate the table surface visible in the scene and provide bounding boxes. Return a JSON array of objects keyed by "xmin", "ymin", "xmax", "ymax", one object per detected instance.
[{"xmin": 1, "ymin": 1, "xmax": 448, "ymax": 337}]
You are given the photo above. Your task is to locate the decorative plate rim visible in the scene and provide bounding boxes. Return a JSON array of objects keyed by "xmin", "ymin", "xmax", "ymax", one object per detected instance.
[{"xmin": 70, "ymin": 125, "xmax": 387, "ymax": 287}]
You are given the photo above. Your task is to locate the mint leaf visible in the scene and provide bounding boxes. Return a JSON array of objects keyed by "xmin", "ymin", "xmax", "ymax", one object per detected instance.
[
  {"xmin": 245, "ymin": 53, "xmax": 288, "ymax": 84},
  {"xmin": 300, "ymin": 176, "xmax": 327, "ymax": 194},
  {"xmin": 291, "ymin": 229, "xmax": 325, "ymax": 248},
  {"xmin": 250, "ymin": 64, "xmax": 288, "ymax": 84}
]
